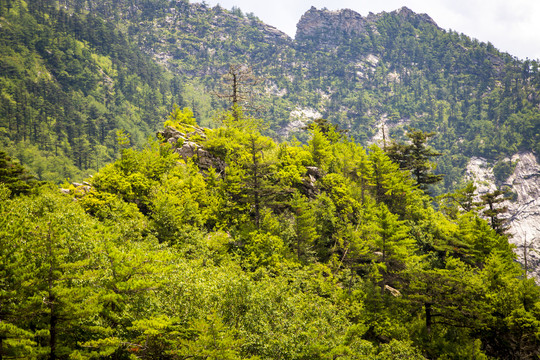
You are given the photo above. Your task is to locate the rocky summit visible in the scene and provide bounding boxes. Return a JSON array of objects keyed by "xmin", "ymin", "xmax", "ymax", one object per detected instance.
[{"xmin": 295, "ymin": 6, "xmax": 437, "ymax": 44}]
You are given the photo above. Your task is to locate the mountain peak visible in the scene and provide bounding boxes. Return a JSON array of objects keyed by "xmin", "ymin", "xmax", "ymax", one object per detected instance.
[
  {"xmin": 393, "ymin": 6, "xmax": 438, "ymax": 27},
  {"xmin": 295, "ymin": 7, "xmax": 366, "ymax": 41},
  {"xmin": 295, "ymin": 6, "xmax": 438, "ymax": 42}
]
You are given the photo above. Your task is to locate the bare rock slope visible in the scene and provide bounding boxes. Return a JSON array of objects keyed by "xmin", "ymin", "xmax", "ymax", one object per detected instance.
[{"xmin": 467, "ymin": 152, "xmax": 540, "ymax": 277}]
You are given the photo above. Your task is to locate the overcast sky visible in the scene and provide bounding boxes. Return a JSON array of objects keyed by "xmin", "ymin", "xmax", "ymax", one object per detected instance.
[{"xmin": 198, "ymin": 0, "xmax": 540, "ymax": 60}]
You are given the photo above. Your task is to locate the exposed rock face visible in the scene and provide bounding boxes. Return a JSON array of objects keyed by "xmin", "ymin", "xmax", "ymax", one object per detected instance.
[
  {"xmin": 157, "ymin": 126, "xmax": 226, "ymax": 174},
  {"xmin": 466, "ymin": 152, "xmax": 540, "ymax": 278},
  {"xmin": 393, "ymin": 6, "xmax": 437, "ymax": 27},
  {"xmin": 295, "ymin": 7, "xmax": 368, "ymax": 42},
  {"xmin": 279, "ymin": 107, "xmax": 323, "ymax": 138},
  {"xmin": 149, "ymin": 3, "xmax": 291, "ymax": 75},
  {"xmin": 505, "ymin": 152, "xmax": 540, "ymax": 276},
  {"xmin": 295, "ymin": 6, "xmax": 437, "ymax": 44},
  {"xmin": 302, "ymin": 166, "xmax": 323, "ymax": 198},
  {"xmin": 370, "ymin": 113, "xmax": 410, "ymax": 146}
]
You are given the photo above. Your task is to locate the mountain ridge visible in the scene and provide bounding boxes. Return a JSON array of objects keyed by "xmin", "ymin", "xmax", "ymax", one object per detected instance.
[{"xmin": 295, "ymin": 6, "xmax": 439, "ymax": 43}]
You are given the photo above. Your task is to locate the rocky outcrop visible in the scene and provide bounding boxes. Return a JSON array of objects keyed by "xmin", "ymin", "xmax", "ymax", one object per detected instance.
[
  {"xmin": 157, "ymin": 126, "xmax": 226, "ymax": 174},
  {"xmin": 60, "ymin": 181, "xmax": 92, "ymax": 196},
  {"xmin": 279, "ymin": 107, "xmax": 323, "ymax": 138},
  {"xmin": 466, "ymin": 152, "xmax": 540, "ymax": 278},
  {"xmin": 393, "ymin": 6, "xmax": 437, "ymax": 27},
  {"xmin": 505, "ymin": 152, "xmax": 540, "ymax": 276},
  {"xmin": 302, "ymin": 166, "xmax": 323, "ymax": 198},
  {"xmin": 295, "ymin": 6, "xmax": 437, "ymax": 45},
  {"xmin": 295, "ymin": 7, "xmax": 368, "ymax": 43}
]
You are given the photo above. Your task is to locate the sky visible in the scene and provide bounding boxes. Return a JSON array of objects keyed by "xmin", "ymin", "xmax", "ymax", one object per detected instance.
[{"xmin": 198, "ymin": 0, "xmax": 540, "ymax": 60}]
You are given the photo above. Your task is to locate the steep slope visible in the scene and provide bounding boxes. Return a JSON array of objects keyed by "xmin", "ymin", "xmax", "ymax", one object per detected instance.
[
  {"xmin": 466, "ymin": 152, "xmax": 540, "ymax": 278},
  {"xmin": 0, "ymin": 0, "xmax": 180, "ymax": 182},
  {"xmin": 2, "ymin": 0, "xmax": 540, "ymax": 273}
]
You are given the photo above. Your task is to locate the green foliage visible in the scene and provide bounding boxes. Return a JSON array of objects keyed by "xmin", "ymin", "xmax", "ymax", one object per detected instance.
[
  {"xmin": 308, "ymin": 126, "xmax": 334, "ymax": 171},
  {"xmin": 0, "ymin": 149, "xmax": 39, "ymax": 196},
  {"xmin": 438, "ymin": 182, "xmax": 481, "ymax": 219},
  {"xmin": 0, "ymin": 1, "xmax": 178, "ymax": 182},
  {"xmin": 3, "ymin": 2, "xmax": 540, "ymax": 358},
  {"xmin": 480, "ymin": 189, "xmax": 511, "ymax": 236},
  {"xmin": 387, "ymin": 129, "xmax": 443, "ymax": 194},
  {"xmin": 493, "ymin": 159, "xmax": 517, "ymax": 185},
  {"xmin": 4, "ymin": 0, "xmax": 540, "ymax": 195},
  {"xmin": 164, "ymin": 104, "xmax": 198, "ymax": 128},
  {"xmin": 1, "ymin": 122, "xmax": 538, "ymax": 359},
  {"xmin": 150, "ymin": 160, "xmax": 218, "ymax": 245},
  {"xmin": 376, "ymin": 340, "xmax": 426, "ymax": 359}
]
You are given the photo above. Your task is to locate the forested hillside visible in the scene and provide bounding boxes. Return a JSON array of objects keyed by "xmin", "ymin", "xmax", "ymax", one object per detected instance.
[
  {"xmin": 3, "ymin": 1, "xmax": 540, "ymax": 358},
  {"xmin": 3, "ymin": 0, "xmax": 540, "ymax": 193},
  {"xmin": 0, "ymin": 0, "xmax": 183, "ymax": 182},
  {"xmin": 2, "ymin": 109, "xmax": 540, "ymax": 359}
]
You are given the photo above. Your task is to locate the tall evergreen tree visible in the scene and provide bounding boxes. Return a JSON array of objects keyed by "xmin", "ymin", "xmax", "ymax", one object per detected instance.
[
  {"xmin": 386, "ymin": 129, "xmax": 443, "ymax": 193},
  {"xmin": 480, "ymin": 189, "xmax": 510, "ymax": 236},
  {"xmin": 0, "ymin": 151, "xmax": 37, "ymax": 196}
]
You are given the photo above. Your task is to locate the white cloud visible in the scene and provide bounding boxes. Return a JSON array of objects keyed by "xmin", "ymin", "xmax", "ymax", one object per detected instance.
[{"xmin": 201, "ymin": 0, "xmax": 540, "ymax": 59}]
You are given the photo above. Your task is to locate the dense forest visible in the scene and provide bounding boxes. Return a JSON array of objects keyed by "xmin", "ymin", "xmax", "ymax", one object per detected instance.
[
  {"xmin": 2, "ymin": 106, "xmax": 540, "ymax": 359},
  {"xmin": 2, "ymin": 1, "xmax": 540, "ymax": 359},
  {"xmin": 0, "ymin": 0, "xmax": 182, "ymax": 182},
  {"xmin": 2, "ymin": 0, "xmax": 540, "ymax": 194}
]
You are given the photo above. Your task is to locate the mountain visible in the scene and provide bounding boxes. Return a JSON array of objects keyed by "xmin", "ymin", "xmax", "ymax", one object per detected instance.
[
  {"xmin": 1, "ymin": 0, "xmax": 540, "ymax": 271},
  {"xmin": 4, "ymin": 2, "xmax": 540, "ymax": 358}
]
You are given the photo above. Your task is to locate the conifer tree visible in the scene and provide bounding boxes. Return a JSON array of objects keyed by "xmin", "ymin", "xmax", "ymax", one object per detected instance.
[
  {"xmin": 290, "ymin": 192, "xmax": 318, "ymax": 260},
  {"xmin": 0, "ymin": 151, "xmax": 37, "ymax": 196},
  {"xmin": 386, "ymin": 129, "xmax": 443, "ymax": 193},
  {"xmin": 438, "ymin": 182, "xmax": 481, "ymax": 219},
  {"xmin": 241, "ymin": 133, "xmax": 281, "ymax": 229},
  {"xmin": 372, "ymin": 203, "xmax": 415, "ymax": 293},
  {"xmin": 480, "ymin": 189, "xmax": 510, "ymax": 236},
  {"xmin": 308, "ymin": 126, "xmax": 333, "ymax": 171}
]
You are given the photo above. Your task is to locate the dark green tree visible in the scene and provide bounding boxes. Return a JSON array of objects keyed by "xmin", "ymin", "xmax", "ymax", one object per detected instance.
[
  {"xmin": 303, "ymin": 118, "xmax": 347, "ymax": 143},
  {"xmin": 386, "ymin": 129, "xmax": 444, "ymax": 193},
  {"xmin": 290, "ymin": 192, "xmax": 318, "ymax": 261},
  {"xmin": 240, "ymin": 133, "xmax": 283, "ymax": 229},
  {"xmin": 438, "ymin": 182, "xmax": 481, "ymax": 219},
  {"xmin": 0, "ymin": 151, "xmax": 38, "ymax": 196},
  {"xmin": 480, "ymin": 189, "xmax": 510, "ymax": 236}
]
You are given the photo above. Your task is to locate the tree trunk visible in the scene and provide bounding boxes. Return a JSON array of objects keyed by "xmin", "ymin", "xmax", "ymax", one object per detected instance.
[
  {"xmin": 425, "ymin": 302, "xmax": 432, "ymax": 334},
  {"xmin": 49, "ymin": 303, "xmax": 58, "ymax": 360}
]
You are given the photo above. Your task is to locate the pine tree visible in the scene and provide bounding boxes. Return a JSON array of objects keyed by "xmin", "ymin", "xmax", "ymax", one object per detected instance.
[
  {"xmin": 438, "ymin": 182, "xmax": 481, "ymax": 219},
  {"xmin": 0, "ymin": 151, "xmax": 37, "ymax": 196},
  {"xmin": 386, "ymin": 129, "xmax": 443, "ymax": 193},
  {"xmin": 372, "ymin": 203, "xmax": 415, "ymax": 293},
  {"xmin": 308, "ymin": 126, "xmax": 334, "ymax": 171},
  {"xmin": 480, "ymin": 189, "xmax": 510, "ymax": 236},
  {"xmin": 241, "ymin": 133, "xmax": 282, "ymax": 229},
  {"xmin": 290, "ymin": 192, "xmax": 318, "ymax": 260}
]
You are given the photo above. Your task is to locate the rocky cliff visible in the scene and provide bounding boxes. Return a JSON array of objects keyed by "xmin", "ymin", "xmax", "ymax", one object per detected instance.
[
  {"xmin": 157, "ymin": 125, "xmax": 226, "ymax": 174},
  {"xmin": 295, "ymin": 6, "xmax": 437, "ymax": 44},
  {"xmin": 466, "ymin": 152, "xmax": 540, "ymax": 277},
  {"xmin": 295, "ymin": 6, "xmax": 369, "ymax": 43}
]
